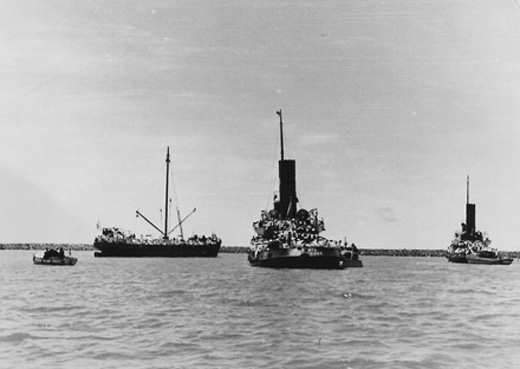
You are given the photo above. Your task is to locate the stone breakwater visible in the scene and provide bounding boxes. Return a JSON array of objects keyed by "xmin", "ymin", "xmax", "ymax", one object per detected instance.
[
  {"xmin": 2, "ymin": 244, "xmax": 519, "ymax": 258},
  {"xmin": 215, "ymin": 246, "xmax": 452, "ymax": 256},
  {"xmin": 215, "ymin": 247, "xmax": 520, "ymax": 258},
  {"xmin": 0, "ymin": 243, "xmax": 94, "ymax": 251}
]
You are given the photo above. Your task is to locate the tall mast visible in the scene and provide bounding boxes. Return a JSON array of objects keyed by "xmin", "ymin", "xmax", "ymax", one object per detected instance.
[
  {"xmin": 164, "ymin": 147, "xmax": 170, "ymax": 239},
  {"xmin": 466, "ymin": 175, "xmax": 470, "ymax": 204},
  {"xmin": 135, "ymin": 147, "xmax": 173, "ymax": 239},
  {"xmin": 277, "ymin": 109, "xmax": 284, "ymax": 161}
]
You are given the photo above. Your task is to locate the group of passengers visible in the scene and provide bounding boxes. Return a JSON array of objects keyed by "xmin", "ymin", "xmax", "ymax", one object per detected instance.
[
  {"xmin": 43, "ymin": 247, "xmax": 67, "ymax": 259},
  {"xmin": 448, "ymin": 222, "xmax": 492, "ymax": 254},
  {"xmin": 253, "ymin": 208, "xmax": 325, "ymax": 244},
  {"xmin": 96, "ymin": 227, "xmax": 221, "ymax": 246},
  {"xmin": 250, "ymin": 207, "xmax": 358, "ymax": 258}
]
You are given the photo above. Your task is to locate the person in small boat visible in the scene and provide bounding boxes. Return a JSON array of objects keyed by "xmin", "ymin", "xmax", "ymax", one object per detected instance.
[
  {"xmin": 351, "ymin": 243, "xmax": 359, "ymax": 261},
  {"xmin": 59, "ymin": 248, "xmax": 65, "ymax": 258},
  {"xmin": 44, "ymin": 248, "xmax": 61, "ymax": 259}
]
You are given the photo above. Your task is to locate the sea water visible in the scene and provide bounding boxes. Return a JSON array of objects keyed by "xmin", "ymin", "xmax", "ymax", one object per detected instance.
[{"xmin": 0, "ymin": 250, "xmax": 519, "ymax": 369}]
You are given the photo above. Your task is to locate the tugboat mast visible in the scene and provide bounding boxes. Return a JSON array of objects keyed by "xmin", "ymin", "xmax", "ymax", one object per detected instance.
[
  {"xmin": 277, "ymin": 109, "xmax": 284, "ymax": 161},
  {"xmin": 466, "ymin": 175, "xmax": 470, "ymax": 205}
]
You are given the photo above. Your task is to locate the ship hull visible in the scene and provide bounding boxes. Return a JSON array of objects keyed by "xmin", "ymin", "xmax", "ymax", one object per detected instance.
[
  {"xmin": 466, "ymin": 254, "xmax": 513, "ymax": 265},
  {"xmin": 93, "ymin": 241, "xmax": 220, "ymax": 258},
  {"xmin": 446, "ymin": 253, "xmax": 468, "ymax": 264},
  {"xmin": 248, "ymin": 247, "xmax": 362, "ymax": 269}
]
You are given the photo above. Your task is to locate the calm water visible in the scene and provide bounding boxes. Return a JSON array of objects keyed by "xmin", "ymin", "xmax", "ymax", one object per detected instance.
[{"xmin": 1, "ymin": 250, "xmax": 519, "ymax": 369}]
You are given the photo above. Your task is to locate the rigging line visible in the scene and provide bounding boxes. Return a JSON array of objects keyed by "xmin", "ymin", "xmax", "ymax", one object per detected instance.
[
  {"xmin": 169, "ymin": 156, "xmax": 190, "ymax": 238},
  {"xmin": 170, "ymin": 157, "xmax": 181, "ymax": 216},
  {"xmin": 169, "ymin": 199, "xmax": 172, "ymax": 234}
]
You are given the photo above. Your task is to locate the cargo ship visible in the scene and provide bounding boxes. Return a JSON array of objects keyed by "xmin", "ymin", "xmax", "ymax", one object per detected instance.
[{"xmin": 94, "ymin": 148, "xmax": 221, "ymax": 257}]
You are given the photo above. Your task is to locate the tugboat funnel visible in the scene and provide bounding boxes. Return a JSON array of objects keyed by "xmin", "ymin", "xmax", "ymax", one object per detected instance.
[
  {"xmin": 277, "ymin": 159, "xmax": 297, "ymax": 219},
  {"xmin": 466, "ymin": 203, "xmax": 476, "ymax": 237},
  {"xmin": 465, "ymin": 175, "xmax": 476, "ymax": 237}
]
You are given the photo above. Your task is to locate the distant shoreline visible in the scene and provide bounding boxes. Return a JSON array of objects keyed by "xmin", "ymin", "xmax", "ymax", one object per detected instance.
[{"xmin": 2, "ymin": 244, "xmax": 519, "ymax": 258}]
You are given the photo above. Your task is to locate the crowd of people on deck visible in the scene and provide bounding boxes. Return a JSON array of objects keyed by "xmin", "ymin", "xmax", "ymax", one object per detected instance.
[
  {"xmin": 250, "ymin": 207, "xmax": 358, "ymax": 258},
  {"xmin": 95, "ymin": 227, "xmax": 221, "ymax": 246},
  {"xmin": 448, "ymin": 222, "xmax": 493, "ymax": 255},
  {"xmin": 252, "ymin": 208, "xmax": 324, "ymax": 243}
]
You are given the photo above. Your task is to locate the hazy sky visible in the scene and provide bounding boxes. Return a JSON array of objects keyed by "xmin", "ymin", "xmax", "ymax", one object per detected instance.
[{"xmin": 2, "ymin": 0, "xmax": 520, "ymax": 250}]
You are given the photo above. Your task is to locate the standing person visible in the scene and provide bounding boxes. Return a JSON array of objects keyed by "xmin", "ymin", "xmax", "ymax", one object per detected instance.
[{"xmin": 351, "ymin": 243, "xmax": 359, "ymax": 261}]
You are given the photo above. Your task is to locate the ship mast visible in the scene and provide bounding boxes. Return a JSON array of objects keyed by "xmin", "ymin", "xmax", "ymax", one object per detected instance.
[
  {"xmin": 164, "ymin": 147, "xmax": 170, "ymax": 240},
  {"xmin": 135, "ymin": 147, "xmax": 172, "ymax": 239}
]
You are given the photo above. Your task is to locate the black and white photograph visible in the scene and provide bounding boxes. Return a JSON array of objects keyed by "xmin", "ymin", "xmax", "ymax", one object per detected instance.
[{"xmin": 1, "ymin": 1, "xmax": 520, "ymax": 368}]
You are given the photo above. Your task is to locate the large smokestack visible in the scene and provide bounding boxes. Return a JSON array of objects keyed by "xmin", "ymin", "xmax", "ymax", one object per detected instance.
[
  {"xmin": 278, "ymin": 159, "xmax": 297, "ymax": 219},
  {"xmin": 465, "ymin": 175, "xmax": 476, "ymax": 237},
  {"xmin": 466, "ymin": 203, "xmax": 476, "ymax": 236}
]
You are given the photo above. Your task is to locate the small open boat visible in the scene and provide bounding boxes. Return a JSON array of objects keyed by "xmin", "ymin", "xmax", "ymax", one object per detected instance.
[
  {"xmin": 33, "ymin": 249, "xmax": 78, "ymax": 266},
  {"xmin": 466, "ymin": 252, "xmax": 513, "ymax": 265}
]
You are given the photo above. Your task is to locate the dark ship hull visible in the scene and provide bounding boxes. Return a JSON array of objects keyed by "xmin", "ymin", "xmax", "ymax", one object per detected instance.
[
  {"xmin": 446, "ymin": 252, "xmax": 468, "ymax": 264},
  {"xmin": 93, "ymin": 240, "xmax": 221, "ymax": 258},
  {"xmin": 248, "ymin": 248, "xmax": 362, "ymax": 269}
]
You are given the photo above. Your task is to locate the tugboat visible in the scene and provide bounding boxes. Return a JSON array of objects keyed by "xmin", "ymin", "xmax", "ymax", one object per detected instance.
[
  {"xmin": 93, "ymin": 147, "xmax": 221, "ymax": 257},
  {"xmin": 446, "ymin": 176, "xmax": 512, "ymax": 265},
  {"xmin": 33, "ymin": 248, "xmax": 78, "ymax": 266},
  {"xmin": 248, "ymin": 110, "xmax": 362, "ymax": 269}
]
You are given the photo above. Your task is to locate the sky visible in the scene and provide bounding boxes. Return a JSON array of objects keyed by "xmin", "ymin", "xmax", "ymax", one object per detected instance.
[{"xmin": 2, "ymin": 0, "xmax": 520, "ymax": 250}]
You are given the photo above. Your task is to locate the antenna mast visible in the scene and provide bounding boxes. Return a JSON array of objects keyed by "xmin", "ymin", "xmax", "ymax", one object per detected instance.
[{"xmin": 277, "ymin": 109, "xmax": 284, "ymax": 161}]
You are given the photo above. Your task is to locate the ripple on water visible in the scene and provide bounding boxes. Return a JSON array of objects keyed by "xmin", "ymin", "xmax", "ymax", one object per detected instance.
[{"xmin": 1, "ymin": 252, "xmax": 520, "ymax": 368}]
